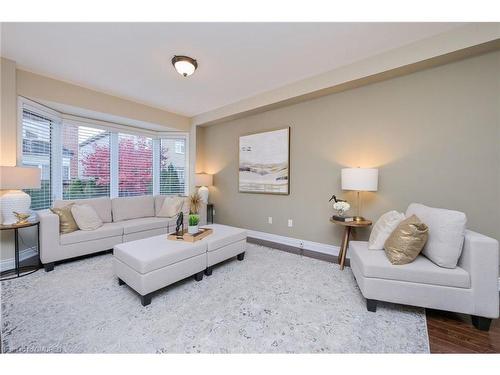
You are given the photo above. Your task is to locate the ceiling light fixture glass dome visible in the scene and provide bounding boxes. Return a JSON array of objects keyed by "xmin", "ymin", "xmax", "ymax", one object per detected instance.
[{"xmin": 172, "ymin": 55, "xmax": 198, "ymax": 77}]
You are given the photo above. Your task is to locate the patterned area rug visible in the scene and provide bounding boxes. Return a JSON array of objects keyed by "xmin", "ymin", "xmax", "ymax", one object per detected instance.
[{"xmin": 1, "ymin": 243, "xmax": 429, "ymax": 353}]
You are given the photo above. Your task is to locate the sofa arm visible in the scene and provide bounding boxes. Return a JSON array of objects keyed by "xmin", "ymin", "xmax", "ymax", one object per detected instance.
[
  {"xmin": 38, "ymin": 209, "xmax": 61, "ymax": 264},
  {"xmin": 458, "ymin": 230, "xmax": 499, "ymax": 318}
]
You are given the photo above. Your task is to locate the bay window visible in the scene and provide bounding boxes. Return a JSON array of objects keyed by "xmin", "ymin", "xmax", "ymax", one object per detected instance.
[{"xmin": 19, "ymin": 98, "xmax": 190, "ymax": 210}]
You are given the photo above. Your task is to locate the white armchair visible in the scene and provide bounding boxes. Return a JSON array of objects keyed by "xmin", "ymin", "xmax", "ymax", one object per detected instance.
[{"xmin": 350, "ymin": 229, "xmax": 499, "ymax": 331}]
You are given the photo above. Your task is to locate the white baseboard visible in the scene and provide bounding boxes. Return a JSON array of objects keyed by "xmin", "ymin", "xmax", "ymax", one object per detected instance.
[
  {"xmin": 246, "ymin": 230, "xmax": 500, "ymax": 292},
  {"xmin": 0, "ymin": 247, "xmax": 38, "ymax": 273},
  {"xmin": 247, "ymin": 230, "xmax": 341, "ymax": 257}
]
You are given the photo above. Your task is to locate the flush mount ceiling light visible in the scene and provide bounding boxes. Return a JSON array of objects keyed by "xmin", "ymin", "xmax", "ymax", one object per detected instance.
[{"xmin": 171, "ymin": 55, "xmax": 198, "ymax": 77}]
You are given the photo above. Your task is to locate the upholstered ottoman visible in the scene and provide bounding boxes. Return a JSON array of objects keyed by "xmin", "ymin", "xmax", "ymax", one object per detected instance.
[
  {"xmin": 113, "ymin": 235, "xmax": 207, "ymax": 306},
  {"xmin": 203, "ymin": 224, "xmax": 247, "ymax": 276}
]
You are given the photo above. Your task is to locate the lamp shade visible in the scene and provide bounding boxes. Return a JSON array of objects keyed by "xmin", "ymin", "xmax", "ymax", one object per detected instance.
[
  {"xmin": 195, "ymin": 173, "xmax": 213, "ymax": 187},
  {"xmin": 341, "ymin": 168, "xmax": 378, "ymax": 191},
  {"xmin": 0, "ymin": 166, "xmax": 41, "ymax": 190}
]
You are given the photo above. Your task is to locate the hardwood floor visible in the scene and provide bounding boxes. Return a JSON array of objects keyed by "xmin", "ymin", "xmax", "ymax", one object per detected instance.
[{"xmin": 426, "ymin": 309, "xmax": 500, "ymax": 353}]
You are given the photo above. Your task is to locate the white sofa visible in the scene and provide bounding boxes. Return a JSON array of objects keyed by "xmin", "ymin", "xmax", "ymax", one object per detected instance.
[
  {"xmin": 350, "ymin": 206, "xmax": 499, "ymax": 331},
  {"xmin": 38, "ymin": 195, "xmax": 206, "ymax": 271}
]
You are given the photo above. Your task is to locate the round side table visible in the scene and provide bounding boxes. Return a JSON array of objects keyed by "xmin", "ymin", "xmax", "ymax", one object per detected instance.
[
  {"xmin": 330, "ymin": 218, "xmax": 372, "ymax": 270},
  {"xmin": 0, "ymin": 215, "xmax": 41, "ymax": 281}
]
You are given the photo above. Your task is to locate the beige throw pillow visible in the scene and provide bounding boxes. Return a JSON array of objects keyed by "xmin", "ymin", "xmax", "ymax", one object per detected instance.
[
  {"xmin": 157, "ymin": 197, "xmax": 184, "ymax": 218},
  {"xmin": 368, "ymin": 210, "xmax": 405, "ymax": 250},
  {"xmin": 384, "ymin": 215, "xmax": 429, "ymax": 265},
  {"xmin": 71, "ymin": 204, "xmax": 103, "ymax": 230},
  {"xmin": 50, "ymin": 204, "xmax": 78, "ymax": 234}
]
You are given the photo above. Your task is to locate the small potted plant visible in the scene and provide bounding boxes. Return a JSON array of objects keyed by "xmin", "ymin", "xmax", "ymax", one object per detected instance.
[{"xmin": 188, "ymin": 214, "xmax": 200, "ymax": 234}]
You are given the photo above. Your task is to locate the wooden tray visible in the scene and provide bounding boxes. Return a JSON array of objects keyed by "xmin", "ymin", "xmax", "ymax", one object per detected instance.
[{"xmin": 168, "ymin": 228, "xmax": 213, "ymax": 242}]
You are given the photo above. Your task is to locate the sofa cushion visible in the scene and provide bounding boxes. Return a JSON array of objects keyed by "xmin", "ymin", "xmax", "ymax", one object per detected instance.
[
  {"xmin": 368, "ymin": 210, "xmax": 405, "ymax": 250},
  {"xmin": 406, "ymin": 203, "xmax": 467, "ymax": 269},
  {"xmin": 71, "ymin": 204, "xmax": 103, "ymax": 230},
  {"xmin": 50, "ymin": 204, "xmax": 78, "ymax": 234},
  {"xmin": 114, "ymin": 235, "xmax": 206, "ymax": 274},
  {"xmin": 350, "ymin": 241, "xmax": 470, "ymax": 289},
  {"xmin": 60, "ymin": 222, "xmax": 124, "ymax": 245},
  {"xmin": 120, "ymin": 217, "xmax": 171, "ymax": 234},
  {"xmin": 155, "ymin": 195, "xmax": 189, "ymax": 216},
  {"xmin": 54, "ymin": 197, "xmax": 112, "ymax": 223},
  {"xmin": 112, "ymin": 195, "xmax": 155, "ymax": 222},
  {"xmin": 157, "ymin": 196, "xmax": 185, "ymax": 218},
  {"xmin": 204, "ymin": 224, "xmax": 247, "ymax": 252},
  {"xmin": 384, "ymin": 215, "xmax": 428, "ymax": 265}
]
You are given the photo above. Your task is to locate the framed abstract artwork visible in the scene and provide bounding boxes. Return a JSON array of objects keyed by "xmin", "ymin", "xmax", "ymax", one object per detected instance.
[{"xmin": 239, "ymin": 127, "xmax": 290, "ymax": 195}]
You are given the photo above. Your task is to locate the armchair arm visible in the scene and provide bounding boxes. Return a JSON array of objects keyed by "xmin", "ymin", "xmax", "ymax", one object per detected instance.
[
  {"xmin": 458, "ymin": 230, "xmax": 499, "ymax": 318},
  {"xmin": 38, "ymin": 209, "xmax": 61, "ymax": 264}
]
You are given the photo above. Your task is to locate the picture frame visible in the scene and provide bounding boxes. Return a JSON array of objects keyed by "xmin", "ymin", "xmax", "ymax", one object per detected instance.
[{"xmin": 238, "ymin": 127, "xmax": 290, "ymax": 195}]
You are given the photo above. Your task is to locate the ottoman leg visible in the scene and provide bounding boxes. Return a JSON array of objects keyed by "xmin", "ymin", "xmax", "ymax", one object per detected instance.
[
  {"xmin": 204, "ymin": 266, "xmax": 213, "ymax": 276},
  {"xmin": 237, "ymin": 252, "xmax": 245, "ymax": 261},
  {"xmin": 194, "ymin": 271, "xmax": 204, "ymax": 282},
  {"xmin": 366, "ymin": 299, "xmax": 377, "ymax": 312},
  {"xmin": 118, "ymin": 278, "xmax": 125, "ymax": 286},
  {"xmin": 141, "ymin": 293, "xmax": 152, "ymax": 307},
  {"xmin": 471, "ymin": 315, "xmax": 492, "ymax": 331},
  {"xmin": 44, "ymin": 262, "xmax": 55, "ymax": 272}
]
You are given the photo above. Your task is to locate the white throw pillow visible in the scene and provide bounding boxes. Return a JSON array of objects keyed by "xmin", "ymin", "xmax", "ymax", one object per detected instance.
[
  {"xmin": 157, "ymin": 197, "xmax": 184, "ymax": 218},
  {"xmin": 368, "ymin": 210, "xmax": 405, "ymax": 250},
  {"xmin": 71, "ymin": 204, "xmax": 103, "ymax": 230},
  {"xmin": 405, "ymin": 203, "xmax": 467, "ymax": 268}
]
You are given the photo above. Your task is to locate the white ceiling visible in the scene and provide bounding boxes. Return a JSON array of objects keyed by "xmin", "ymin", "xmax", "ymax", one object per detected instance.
[{"xmin": 1, "ymin": 22, "xmax": 463, "ymax": 117}]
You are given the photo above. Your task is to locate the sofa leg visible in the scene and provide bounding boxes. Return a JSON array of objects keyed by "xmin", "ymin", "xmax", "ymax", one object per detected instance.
[
  {"xmin": 237, "ymin": 252, "xmax": 245, "ymax": 261},
  {"xmin": 204, "ymin": 267, "xmax": 213, "ymax": 276},
  {"xmin": 141, "ymin": 293, "xmax": 152, "ymax": 307},
  {"xmin": 118, "ymin": 278, "xmax": 125, "ymax": 286},
  {"xmin": 44, "ymin": 263, "xmax": 54, "ymax": 272},
  {"xmin": 194, "ymin": 271, "xmax": 204, "ymax": 282},
  {"xmin": 366, "ymin": 299, "xmax": 377, "ymax": 312},
  {"xmin": 471, "ymin": 315, "xmax": 492, "ymax": 331}
]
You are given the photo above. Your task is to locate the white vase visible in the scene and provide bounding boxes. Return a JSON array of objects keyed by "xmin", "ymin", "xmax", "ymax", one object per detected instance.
[
  {"xmin": 0, "ymin": 190, "xmax": 31, "ymax": 225},
  {"xmin": 188, "ymin": 225, "xmax": 199, "ymax": 234}
]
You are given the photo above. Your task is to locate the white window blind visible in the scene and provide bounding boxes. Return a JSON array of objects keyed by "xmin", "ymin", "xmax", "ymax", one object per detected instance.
[
  {"xmin": 160, "ymin": 137, "xmax": 187, "ymax": 195},
  {"xmin": 118, "ymin": 133, "xmax": 153, "ymax": 197},
  {"xmin": 62, "ymin": 123, "xmax": 111, "ymax": 200},
  {"xmin": 21, "ymin": 109, "xmax": 53, "ymax": 210}
]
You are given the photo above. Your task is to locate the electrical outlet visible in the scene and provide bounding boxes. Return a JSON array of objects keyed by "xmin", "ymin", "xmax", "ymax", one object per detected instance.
[
  {"xmin": 268, "ymin": 216, "xmax": 273, "ymax": 224},
  {"xmin": 288, "ymin": 219, "xmax": 293, "ymax": 227}
]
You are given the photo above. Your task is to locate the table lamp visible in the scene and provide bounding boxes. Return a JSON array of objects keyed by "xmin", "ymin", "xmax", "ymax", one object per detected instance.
[
  {"xmin": 0, "ymin": 166, "xmax": 41, "ymax": 225},
  {"xmin": 341, "ymin": 167, "xmax": 378, "ymax": 222},
  {"xmin": 195, "ymin": 173, "xmax": 213, "ymax": 204}
]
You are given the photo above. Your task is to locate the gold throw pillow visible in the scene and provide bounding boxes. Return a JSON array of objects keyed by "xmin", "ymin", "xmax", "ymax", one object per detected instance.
[
  {"xmin": 50, "ymin": 204, "xmax": 78, "ymax": 234},
  {"xmin": 384, "ymin": 214, "xmax": 428, "ymax": 265}
]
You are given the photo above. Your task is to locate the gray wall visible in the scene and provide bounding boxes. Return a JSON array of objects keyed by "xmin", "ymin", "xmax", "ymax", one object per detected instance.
[{"xmin": 198, "ymin": 51, "xmax": 500, "ymax": 248}]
